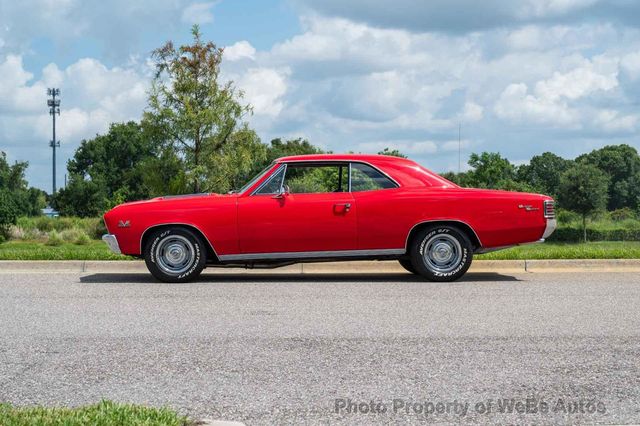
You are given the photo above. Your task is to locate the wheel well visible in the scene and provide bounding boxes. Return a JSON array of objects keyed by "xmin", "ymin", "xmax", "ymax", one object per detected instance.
[
  {"xmin": 140, "ymin": 224, "xmax": 219, "ymax": 262},
  {"xmin": 406, "ymin": 221, "xmax": 481, "ymax": 251}
]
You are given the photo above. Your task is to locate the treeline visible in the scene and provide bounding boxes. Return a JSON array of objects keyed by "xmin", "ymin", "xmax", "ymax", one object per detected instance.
[
  {"xmin": 441, "ymin": 146, "xmax": 640, "ymax": 212},
  {"xmin": 1, "ymin": 25, "xmax": 639, "ymax": 245},
  {"xmin": 0, "ymin": 153, "xmax": 47, "ymax": 241}
]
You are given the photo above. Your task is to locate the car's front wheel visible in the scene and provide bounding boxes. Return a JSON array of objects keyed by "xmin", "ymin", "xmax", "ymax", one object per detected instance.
[
  {"xmin": 409, "ymin": 225, "xmax": 473, "ymax": 282},
  {"xmin": 144, "ymin": 227, "xmax": 206, "ymax": 282}
]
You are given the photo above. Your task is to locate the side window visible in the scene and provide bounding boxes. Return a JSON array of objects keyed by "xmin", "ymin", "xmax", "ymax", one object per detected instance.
[
  {"xmin": 284, "ymin": 164, "xmax": 348, "ymax": 194},
  {"xmin": 350, "ymin": 163, "xmax": 398, "ymax": 192},
  {"xmin": 255, "ymin": 166, "xmax": 285, "ymax": 195}
]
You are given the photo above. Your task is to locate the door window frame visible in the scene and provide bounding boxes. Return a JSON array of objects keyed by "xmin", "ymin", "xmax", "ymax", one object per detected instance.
[{"xmin": 249, "ymin": 160, "xmax": 401, "ymax": 196}]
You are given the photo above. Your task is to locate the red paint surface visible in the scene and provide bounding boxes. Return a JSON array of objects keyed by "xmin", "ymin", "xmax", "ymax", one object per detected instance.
[{"xmin": 103, "ymin": 154, "xmax": 553, "ymax": 257}]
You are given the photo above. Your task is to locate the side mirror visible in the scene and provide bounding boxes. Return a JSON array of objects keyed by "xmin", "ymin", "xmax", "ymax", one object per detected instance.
[{"xmin": 272, "ymin": 185, "xmax": 290, "ymax": 199}]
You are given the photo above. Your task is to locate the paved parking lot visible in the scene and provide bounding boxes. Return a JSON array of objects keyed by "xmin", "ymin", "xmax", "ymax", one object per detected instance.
[{"xmin": 0, "ymin": 270, "xmax": 638, "ymax": 424}]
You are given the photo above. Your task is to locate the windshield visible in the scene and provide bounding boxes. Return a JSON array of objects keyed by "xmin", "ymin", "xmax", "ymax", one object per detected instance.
[{"xmin": 233, "ymin": 162, "xmax": 276, "ymax": 194}]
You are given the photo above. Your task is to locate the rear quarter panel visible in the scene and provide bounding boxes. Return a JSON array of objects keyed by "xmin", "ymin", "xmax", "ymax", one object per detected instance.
[{"xmin": 353, "ymin": 187, "xmax": 548, "ymax": 250}]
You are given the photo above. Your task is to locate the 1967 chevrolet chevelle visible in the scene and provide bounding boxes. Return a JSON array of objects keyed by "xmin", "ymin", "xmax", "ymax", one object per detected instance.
[{"xmin": 102, "ymin": 154, "xmax": 556, "ymax": 282}]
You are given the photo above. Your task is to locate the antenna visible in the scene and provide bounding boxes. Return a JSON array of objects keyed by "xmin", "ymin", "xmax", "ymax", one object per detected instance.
[
  {"xmin": 47, "ymin": 88, "xmax": 61, "ymax": 195},
  {"xmin": 458, "ymin": 122, "xmax": 461, "ymax": 174}
]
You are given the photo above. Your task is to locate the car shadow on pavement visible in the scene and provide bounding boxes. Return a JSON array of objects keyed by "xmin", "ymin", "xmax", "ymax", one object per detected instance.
[{"xmin": 79, "ymin": 272, "xmax": 519, "ymax": 284}]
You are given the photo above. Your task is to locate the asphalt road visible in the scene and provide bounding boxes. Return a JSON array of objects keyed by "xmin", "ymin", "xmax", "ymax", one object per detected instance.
[{"xmin": 0, "ymin": 270, "xmax": 639, "ymax": 424}]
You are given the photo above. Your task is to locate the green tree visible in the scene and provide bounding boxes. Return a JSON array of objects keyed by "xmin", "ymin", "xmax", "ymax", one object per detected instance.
[
  {"xmin": 576, "ymin": 144, "xmax": 640, "ymax": 210},
  {"xmin": 466, "ymin": 152, "xmax": 516, "ymax": 188},
  {"xmin": 558, "ymin": 163, "xmax": 609, "ymax": 242},
  {"xmin": 516, "ymin": 152, "xmax": 572, "ymax": 197},
  {"xmin": 206, "ymin": 126, "xmax": 267, "ymax": 193},
  {"xmin": 0, "ymin": 190, "xmax": 18, "ymax": 241},
  {"xmin": 67, "ymin": 121, "xmax": 155, "ymax": 203},
  {"xmin": 377, "ymin": 148, "xmax": 407, "ymax": 158},
  {"xmin": 52, "ymin": 179, "xmax": 105, "ymax": 218},
  {"xmin": 144, "ymin": 25, "xmax": 251, "ymax": 193},
  {"xmin": 0, "ymin": 152, "xmax": 45, "ymax": 217},
  {"xmin": 265, "ymin": 138, "xmax": 323, "ymax": 164},
  {"xmin": 139, "ymin": 145, "xmax": 188, "ymax": 198}
]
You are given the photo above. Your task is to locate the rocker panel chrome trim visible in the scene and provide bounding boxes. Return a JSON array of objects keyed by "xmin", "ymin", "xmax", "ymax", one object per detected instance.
[{"xmin": 218, "ymin": 248, "xmax": 405, "ymax": 262}]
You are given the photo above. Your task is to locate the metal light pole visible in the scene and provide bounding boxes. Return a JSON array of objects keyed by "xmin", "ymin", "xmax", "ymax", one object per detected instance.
[{"xmin": 47, "ymin": 88, "xmax": 61, "ymax": 195}]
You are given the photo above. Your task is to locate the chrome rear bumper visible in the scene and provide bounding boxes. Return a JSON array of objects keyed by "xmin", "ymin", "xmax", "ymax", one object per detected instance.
[
  {"xmin": 102, "ymin": 234, "xmax": 121, "ymax": 254},
  {"xmin": 542, "ymin": 218, "xmax": 557, "ymax": 240}
]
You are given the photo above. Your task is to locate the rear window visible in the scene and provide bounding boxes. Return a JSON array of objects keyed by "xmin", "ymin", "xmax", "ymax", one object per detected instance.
[{"xmin": 350, "ymin": 163, "xmax": 398, "ymax": 192}]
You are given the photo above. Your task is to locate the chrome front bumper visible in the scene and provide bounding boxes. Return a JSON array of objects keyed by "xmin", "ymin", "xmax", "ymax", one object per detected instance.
[
  {"xmin": 102, "ymin": 234, "xmax": 121, "ymax": 254},
  {"xmin": 542, "ymin": 218, "xmax": 557, "ymax": 240}
]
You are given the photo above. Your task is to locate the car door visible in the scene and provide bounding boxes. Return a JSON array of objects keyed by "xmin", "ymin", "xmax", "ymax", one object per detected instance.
[
  {"xmin": 348, "ymin": 162, "xmax": 405, "ymax": 250},
  {"xmin": 237, "ymin": 162, "xmax": 357, "ymax": 255}
]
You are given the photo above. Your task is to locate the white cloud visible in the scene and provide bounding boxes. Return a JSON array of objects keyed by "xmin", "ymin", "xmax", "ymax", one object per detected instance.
[
  {"xmin": 181, "ymin": 2, "xmax": 216, "ymax": 25},
  {"xmin": 621, "ymin": 51, "xmax": 640, "ymax": 80},
  {"xmin": 0, "ymin": 54, "xmax": 149, "ymax": 189},
  {"xmin": 534, "ymin": 58, "xmax": 618, "ymax": 101},
  {"xmin": 293, "ymin": 0, "xmax": 620, "ymax": 34},
  {"xmin": 461, "ymin": 102, "xmax": 483, "ymax": 122},
  {"xmin": 225, "ymin": 41, "xmax": 257, "ymax": 62},
  {"xmin": 494, "ymin": 82, "xmax": 579, "ymax": 126},
  {"xmin": 494, "ymin": 58, "xmax": 621, "ymax": 128},
  {"xmin": 593, "ymin": 109, "xmax": 639, "ymax": 133},
  {"xmin": 237, "ymin": 68, "xmax": 289, "ymax": 117}
]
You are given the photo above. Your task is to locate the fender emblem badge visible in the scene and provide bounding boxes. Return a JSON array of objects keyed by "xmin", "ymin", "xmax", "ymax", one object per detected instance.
[
  {"xmin": 118, "ymin": 220, "xmax": 131, "ymax": 228},
  {"xmin": 518, "ymin": 204, "xmax": 540, "ymax": 211}
]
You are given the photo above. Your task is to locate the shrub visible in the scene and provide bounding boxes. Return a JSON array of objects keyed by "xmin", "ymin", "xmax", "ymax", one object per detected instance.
[
  {"xmin": 34, "ymin": 216, "xmax": 54, "ymax": 232},
  {"xmin": 53, "ymin": 217, "xmax": 76, "ymax": 232},
  {"xmin": 60, "ymin": 228, "xmax": 83, "ymax": 243},
  {"xmin": 556, "ymin": 208, "xmax": 580, "ymax": 225},
  {"xmin": 45, "ymin": 230, "xmax": 64, "ymax": 246},
  {"xmin": 74, "ymin": 232, "xmax": 92, "ymax": 245},
  {"xmin": 84, "ymin": 218, "xmax": 107, "ymax": 239},
  {"xmin": 0, "ymin": 190, "xmax": 19, "ymax": 242},
  {"xmin": 610, "ymin": 207, "xmax": 637, "ymax": 221}
]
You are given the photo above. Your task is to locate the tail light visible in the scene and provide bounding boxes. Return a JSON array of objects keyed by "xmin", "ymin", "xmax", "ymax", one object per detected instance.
[{"xmin": 544, "ymin": 200, "xmax": 555, "ymax": 219}]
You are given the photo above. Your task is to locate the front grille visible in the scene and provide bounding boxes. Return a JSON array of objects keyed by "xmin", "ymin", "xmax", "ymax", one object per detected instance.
[{"xmin": 544, "ymin": 200, "xmax": 555, "ymax": 219}]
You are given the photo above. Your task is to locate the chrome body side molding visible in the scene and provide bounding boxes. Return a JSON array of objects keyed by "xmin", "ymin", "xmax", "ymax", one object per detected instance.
[{"xmin": 218, "ymin": 248, "xmax": 405, "ymax": 262}]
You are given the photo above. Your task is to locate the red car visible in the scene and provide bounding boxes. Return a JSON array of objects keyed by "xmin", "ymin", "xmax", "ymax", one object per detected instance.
[{"xmin": 102, "ymin": 154, "xmax": 556, "ymax": 282}]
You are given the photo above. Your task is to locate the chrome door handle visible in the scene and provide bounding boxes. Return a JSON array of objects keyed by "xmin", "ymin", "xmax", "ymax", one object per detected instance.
[{"xmin": 334, "ymin": 203, "xmax": 351, "ymax": 212}]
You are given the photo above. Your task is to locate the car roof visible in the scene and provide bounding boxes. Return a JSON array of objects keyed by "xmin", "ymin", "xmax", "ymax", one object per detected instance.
[
  {"xmin": 275, "ymin": 153, "xmax": 411, "ymax": 164},
  {"xmin": 273, "ymin": 153, "xmax": 458, "ymax": 189}
]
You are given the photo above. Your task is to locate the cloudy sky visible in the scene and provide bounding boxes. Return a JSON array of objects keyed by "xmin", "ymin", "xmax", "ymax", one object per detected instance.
[{"xmin": 1, "ymin": 0, "xmax": 640, "ymax": 191}]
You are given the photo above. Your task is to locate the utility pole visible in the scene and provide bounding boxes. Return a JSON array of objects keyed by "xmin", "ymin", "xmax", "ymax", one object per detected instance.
[{"xmin": 47, "ymin": 88, "xmax": 61, "ymax": 195}]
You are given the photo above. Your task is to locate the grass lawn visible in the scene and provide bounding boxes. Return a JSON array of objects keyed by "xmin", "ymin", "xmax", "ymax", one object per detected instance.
[
  {"xmin": 1, "ymin": 240, "xmax": 640, "ymax": 261},
  {"xmin": 0, "ymin": 240, "xmax": 131, "ymax": 261},
  {"xmin": 0, "ymin": 400, "xmax": 191, "ymax": 426},
  {"xmin": 477, "ymin": 241, "xmax": 640, "ymax": 260}
]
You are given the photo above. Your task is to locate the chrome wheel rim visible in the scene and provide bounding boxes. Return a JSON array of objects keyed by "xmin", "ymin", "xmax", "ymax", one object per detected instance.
[
  {"xmin": 423, "ymin": 233, "xmax": 462, "ymax": 273},
  {"xmin": 155, "ymin": 235, "xmax": 195, "ymax": 275}
]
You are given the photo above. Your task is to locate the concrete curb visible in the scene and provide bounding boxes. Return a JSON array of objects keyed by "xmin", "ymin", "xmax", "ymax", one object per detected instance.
[{"xmin": 1, "ymin": 259, "xmax": 640, "ymax": 273}]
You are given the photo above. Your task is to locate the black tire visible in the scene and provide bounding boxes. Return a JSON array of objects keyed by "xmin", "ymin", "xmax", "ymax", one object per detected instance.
[
  {"xmin": 398, "ymin": 258, "xmax": 418, "ymax": 274},
  {"xmin": 144, "ymin": 227, "xmax": 206, "ymax": 283},
  {"xmin": 409, "ymin": 225, "xmax": 473, "ymax": 282}
]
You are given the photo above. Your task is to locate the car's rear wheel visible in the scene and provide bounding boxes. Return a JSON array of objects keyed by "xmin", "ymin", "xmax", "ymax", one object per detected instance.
[
  {"xmin": 398, "ymin": 258, "xmax": 418, "ymax": 274},
  {"xmin": 144, "ymin": 227, "xmax": 206, "ymax": 282},
  {"xmin": 409, "ymin": 225, "xmax": 473, "ymax": 282}
]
